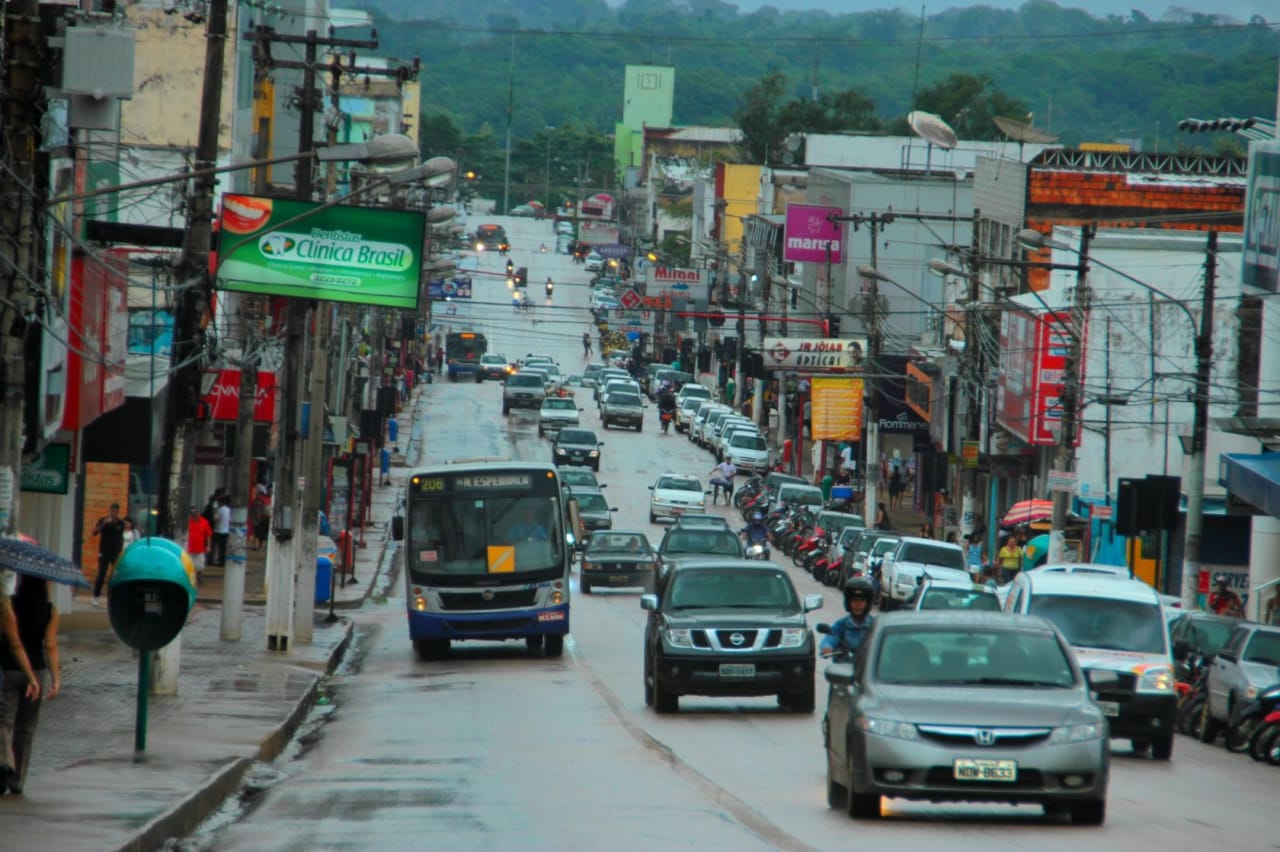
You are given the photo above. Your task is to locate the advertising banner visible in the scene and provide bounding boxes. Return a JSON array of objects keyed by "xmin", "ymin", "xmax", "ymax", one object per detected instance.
[
  {"xmin": 783, "ymin": 203, "xmax": 843, "ymax": 264},
  {"xmin": 1243, "ymin": 141, "xmax": 1280, "ymax": 293},
  {"xmin": 995, "ymin": 308, "xmax": 1081, "ymax": 446},
  {"xmin": 427, "ymin": 276, "xmax": 472, "ymax": 299},
  {"xmin": 215, "ymin": 195, "xmax": 425, "ymax": 309},
  {"xmin": 200, "ymin": 369, "xmax": 279, "ymax": 423},
  {"xmin": 811, "ymin": 377, "xmax": 864, "ymax": 441},
  {"xmin": 762, "ymin": 337, "xmax": 866, "ymax": 372},
  {"xmin": 649, "ymin": 265, "xmax": 700, "ymax": 300}
]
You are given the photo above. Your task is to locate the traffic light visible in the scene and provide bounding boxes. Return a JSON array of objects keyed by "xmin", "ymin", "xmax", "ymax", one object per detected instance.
[
  {"xmin": 826, "ymin": 314, "xmax": 841, "ymax": 338},
  {"xmin": 465, "ymin": 170, "xmax": 477, "ymax": 180}
]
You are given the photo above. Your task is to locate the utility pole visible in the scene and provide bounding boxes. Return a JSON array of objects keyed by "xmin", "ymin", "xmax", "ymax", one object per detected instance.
[
  {"xmin": 0, "ymin": 0, "xmax": 44, "ymax": 537},
  {"xmin": 161, "ymin": 0, "xmax": 230, "ymax": 542},
  {"xmin": 1048, "ymin": 225, "xmax": 1093, "ymax": 565},
  {"xmin": 502, "ymin": 34, "xmax": 514, "ymax": 215},
  {"xmin": 1181, "ymin": 231, "xmax": 1217, "ymax": 610},
  {"xmin": 961, "ymin": 213, "xmax": 983, "ymax": 546}
]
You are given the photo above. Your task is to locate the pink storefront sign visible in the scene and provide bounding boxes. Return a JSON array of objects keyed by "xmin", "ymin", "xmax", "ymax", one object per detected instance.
[{"xmin": 783, "ymin": 204, "xmax": 843, "ymax": 264}]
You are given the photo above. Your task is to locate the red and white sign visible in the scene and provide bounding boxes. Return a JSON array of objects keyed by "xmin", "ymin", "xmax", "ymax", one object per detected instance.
[
  {"xmin": 995, "ymin": 309, "xmax": 1083, "ymax": 446},
  {"xmin": 61, "ymin": 252, "xmax": 128, "ymax": 431},
  {"xmin": 761, "ymin": 337, "xmax": 866, "ymax": 372},
  {"xmin": 618, "ymin": 289, "xmax": 642, "ymax": 310},
  {"xmin": 200, "ymin": 369, "xmax": 279, "ymax": 423},
  {"xmin": 784, "ymin": 204, "xmax": 843, "ymax": 264}
]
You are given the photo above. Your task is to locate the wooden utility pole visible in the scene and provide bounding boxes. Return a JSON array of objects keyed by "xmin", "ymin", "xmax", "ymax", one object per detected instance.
[{"xmin": 0, "ymin": 0, "xmax": 45, "ymax": 537}]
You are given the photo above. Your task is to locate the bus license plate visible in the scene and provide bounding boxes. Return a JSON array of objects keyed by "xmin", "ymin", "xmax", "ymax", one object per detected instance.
[
  {"xmin": 537, "ymin": 611, "xmax": 565, "ymax": 622},
  {"xmin": 719, "ymin": 664, "xmax": 755, "ymax": 677},
  {"xmin": 953, "ymin": 759, "xmax": 1017, "ymax": 782},
  {"xmin": 1097, "ymin": 701, "xmax": 1120, "ymax": 717}
]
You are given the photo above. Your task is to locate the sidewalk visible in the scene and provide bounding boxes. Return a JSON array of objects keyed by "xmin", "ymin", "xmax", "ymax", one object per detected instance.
[{"xmin": 0, "ymin": 386, "xmax": 425, "ymax": 851}]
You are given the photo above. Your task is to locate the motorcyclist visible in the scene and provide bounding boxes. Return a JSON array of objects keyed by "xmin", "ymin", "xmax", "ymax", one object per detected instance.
[
  {"xmin": 820, "ymin": 577, "xmax": 876, "ymax": 660},
  {"xmin": 657, "ymin": 381, "xmax": 677, "ymax": 419},
  {"xmin": 545, "ymin": 277, "xmax": 555, "ymax": 297},
  {"xmin": 1208, "ymin": 573, "xmax": 1244, "ymax": 616},
  {"xmin": 740, "ymin": 511, "xmax": 769, "ymax": 545}
]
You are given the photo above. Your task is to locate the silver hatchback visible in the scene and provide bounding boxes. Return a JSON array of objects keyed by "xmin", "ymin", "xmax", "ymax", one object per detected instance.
[{"xmin": 823, "ymin": 611, "xmax": 1110, "ymax": 825}]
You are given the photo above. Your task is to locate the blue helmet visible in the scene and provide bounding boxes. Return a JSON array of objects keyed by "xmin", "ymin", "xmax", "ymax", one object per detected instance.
[{"xmin": 752, "ymin": 511, "xmax": 764, "ymax": 522}]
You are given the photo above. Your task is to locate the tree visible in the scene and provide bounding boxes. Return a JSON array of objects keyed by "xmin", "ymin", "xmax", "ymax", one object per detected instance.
[
  {"xmin": 733, "ymin": 71, "xmax": 788, "ymax": 165},
  {"xmin": 735, "ymin": 73, "xmax": 883, "ymax": 164}
]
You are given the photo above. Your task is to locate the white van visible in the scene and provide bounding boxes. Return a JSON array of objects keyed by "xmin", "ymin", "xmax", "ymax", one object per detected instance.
[{"xmin": 1004, "ymin": 572, "xmax": 1177, "ymax": 760}]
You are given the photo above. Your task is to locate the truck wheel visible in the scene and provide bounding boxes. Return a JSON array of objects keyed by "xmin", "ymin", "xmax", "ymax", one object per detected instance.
[
  {"xmin": 787, "ymin": 682, "xmax": 816, "ymax": 714},
  {"xmin": 653, "ymin": 658, "xmax": 678, "ymax": 714},
  {"xmin": 581, "ymin": 577, "xmax": 592, "ymax": 594},
  {"xmin": 544, "ymin": 634, "xmax": 565, "ymax": 658},
  {"xmin": 1069, "ymin": 799, "xmax": 1106, "ymax": 826},
  {"xmin": 1151, "ymin": 734, "xmax": 1174, "ymax": 760}
]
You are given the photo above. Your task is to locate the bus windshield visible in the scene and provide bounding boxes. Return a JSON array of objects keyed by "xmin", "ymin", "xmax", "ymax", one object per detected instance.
[
  {"xmin": 446, "ymin": 333, "xmax": 486, "ymax": 365},
  {"xmin": 408, "ymin": 493, "xmax": 564, "ymax": 584}
]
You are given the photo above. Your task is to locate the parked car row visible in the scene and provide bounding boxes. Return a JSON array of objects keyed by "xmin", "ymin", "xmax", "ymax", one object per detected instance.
[{"xmin": 685, "ymin": 397, "xmax": 771, "ymax": 474}]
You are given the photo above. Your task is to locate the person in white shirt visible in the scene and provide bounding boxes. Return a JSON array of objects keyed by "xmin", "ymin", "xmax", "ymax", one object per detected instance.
[
  {"xmin": 211, "ymin": 499, "xmax": 232, "ymax": 567},
  {"xmin": 838, "ymin": 443, "xmax": 854, "ymax": 484}
]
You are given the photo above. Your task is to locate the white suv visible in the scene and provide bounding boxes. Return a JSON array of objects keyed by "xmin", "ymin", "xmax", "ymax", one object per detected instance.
[{"xmin": 879, "ymin": 537, "xmax": 969, "ymax": 609}]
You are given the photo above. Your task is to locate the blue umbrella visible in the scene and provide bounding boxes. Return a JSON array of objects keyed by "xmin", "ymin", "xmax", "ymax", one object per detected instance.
[{"xmin": 0, "ymin": 536, "xmax": 90, "ymax": 588}]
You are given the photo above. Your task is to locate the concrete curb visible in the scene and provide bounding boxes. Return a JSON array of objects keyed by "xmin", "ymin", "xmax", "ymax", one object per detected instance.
[{"xmin": 114, "ymin": 618, "xmax": 355, "ymax": 852}]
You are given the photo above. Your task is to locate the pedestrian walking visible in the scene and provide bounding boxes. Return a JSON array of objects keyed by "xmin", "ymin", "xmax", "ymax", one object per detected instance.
[
  {"xmin": 583, "ymin": 332, "xmax": 592, "ymax": 358},
  {"xmin": 89, "ymin": 502, "xmax": 126, "ymax": 607},
  {"xmin": 0, "ymin": 574, "xmax": 59, "ymax": 795},
  {"xmin": 888, "ymin": 465, "xmax": 904, "ymax": 510},
  {"xmin": 186, "ymin": 507, "xmax": 212, "ymax": 586},
  {"xmin": 709, "ymin": 459, "xmax": 736, "ymax": 506},
  {"xmin": 122, "ymin": 516, "xmax": 141, "ymax": 548},
  {"xmin": 434, "ymin": 349, "xmax": 444, "ymax": 375},
  {"xmin": 250, "ymin": 482, "xmax": 271, "ymax": 550},
  {"xmin": 210, "ymin": 497, "xmax": 231, "ymax": 568},
  {"xmin": 874, "ymin": 502, "xmax": 891, "ymax": 531},
  {"xmin": 997, "ymin": 534, "xmax": 1023, "ymax": 584}
]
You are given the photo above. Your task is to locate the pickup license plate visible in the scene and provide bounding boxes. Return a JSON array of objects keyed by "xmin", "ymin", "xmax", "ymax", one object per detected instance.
[
  {"xmin": 609, "ymin": 575, "xmax": 631, "ymax": 582},
  {"xmin": 953, "ymin": 759, "xmax": 1017, "ymax": 782},
  {"xmin": 1096, "ymin": 700, "xmax": 1120, "ymax": 717},
  {"xmin": 719, "ymin": 663, "xmax": 756, "ymax": 677}
]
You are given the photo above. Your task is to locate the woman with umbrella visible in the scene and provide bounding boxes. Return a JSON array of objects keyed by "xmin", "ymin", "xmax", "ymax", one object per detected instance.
[{"xmin": 0, "ymin": 572, "xmax": 56, "ymax": 794}]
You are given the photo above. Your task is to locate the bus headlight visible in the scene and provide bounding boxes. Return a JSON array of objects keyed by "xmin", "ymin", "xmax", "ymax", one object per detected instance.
[
  {"xmin": 549, "ymin": 589, "xmax": 565, "ymax": 605},
  {"xmin": 413, "ymin": 596, "xmax": 427, "ymax": 611}
]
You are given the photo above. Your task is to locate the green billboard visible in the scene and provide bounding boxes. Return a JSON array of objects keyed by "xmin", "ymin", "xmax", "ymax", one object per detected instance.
[{"xmin": 215, "ymin": 194, "xmax": 425, "ymax": 308}]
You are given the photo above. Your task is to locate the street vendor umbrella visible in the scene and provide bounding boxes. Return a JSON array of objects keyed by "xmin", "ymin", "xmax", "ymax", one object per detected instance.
[
  {"xmin": 1001, "ymin": 499, "xmax": 1055, "ymax": 527},
  {"xmin": 0, "ymin": 535, "xmax": 90, "ymax": 588}
]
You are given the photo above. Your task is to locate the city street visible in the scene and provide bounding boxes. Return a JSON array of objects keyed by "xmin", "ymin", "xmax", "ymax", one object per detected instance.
[{"xmin": 190, "ymin": 216, "xmax": 1280, "ymax": 850}]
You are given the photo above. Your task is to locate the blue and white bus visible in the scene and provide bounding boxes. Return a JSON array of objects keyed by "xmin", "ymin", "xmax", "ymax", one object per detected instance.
[{"xmin": 393, "ymin": 461, "xmax": 572, "ymax": 659}]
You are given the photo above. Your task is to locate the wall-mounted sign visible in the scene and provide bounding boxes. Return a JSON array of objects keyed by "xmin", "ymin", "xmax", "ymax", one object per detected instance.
[
  {"xmin": 20, "ymin": 443, "xmax": 71, "ymax": 494},
  {"xmin": 783, "ymin": 203, "xmax": 843, "ymax": 264},
  {"xmin": 763, "ymin": 337, "xmax": 865, "ymax": 372},
  {"xmin": 811, "ymin": 377, "xmax": 864, "ymax": 441},
  {"xmin": 427, "ymin": 276, "xmax": 472, "ymax": 299},
  {"xmin": 215, "ymin": 195, "xmax": 425, "ymax": 309},
  {"xmin": 199, "ymin": 369, "xmax": 278, "ymax": 423}
]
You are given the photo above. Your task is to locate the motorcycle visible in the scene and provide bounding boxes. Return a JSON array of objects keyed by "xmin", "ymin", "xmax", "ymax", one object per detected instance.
[
  {"xmin": 1226, "ymin": 681, "xmax": 1280, "ymax": 755},
  {"xmin": 659, "ymin": 409, "xmax": 674, "ymax": 434},
  {"xmin": 545, "ymin": 280, "xmax": 555, "ymax": 298},
  {"xmin": 1248, "ymin": 705, "xmax": 1280, "ymax": 764},
  {"xmin": 1175, "ymin": 654, "xmax": 1212, "ymax": 738}
]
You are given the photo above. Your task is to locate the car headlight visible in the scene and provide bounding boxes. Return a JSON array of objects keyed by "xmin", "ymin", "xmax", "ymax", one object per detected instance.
[
  {"xmin": 588, "ymin": 450, "xmax": 599, "ymax": 457},
  {"xmin": 1049, "ymin": 723, "xmax": 1106, "ymax": 744},
  {"xmin": 665, "ymin": 628, "xmax": 694, "ymax": 648},
  {"xmin": 1135, "ymin": 665, "xmax": 1174, "ymax": 693},
  {"xmin": 555, "ymin": 448, "xmax": 567, "ymax": 455},
  {"xmin": 779, "ymin": 627, "xmax": 807, "ymax": 648},
  {"xmin": 856, "ymin": 716, "xmax": 920, "ymax": 741}
]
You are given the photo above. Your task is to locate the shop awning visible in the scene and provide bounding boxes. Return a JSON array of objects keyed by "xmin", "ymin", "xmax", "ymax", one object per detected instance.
[{"xmin": 1218, "ymin": 452, "xmax": 1280, "ymax": 519}]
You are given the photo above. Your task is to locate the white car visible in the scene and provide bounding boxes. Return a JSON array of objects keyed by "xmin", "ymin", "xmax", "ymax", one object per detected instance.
[
  {"xmin": 555, "ymin": 220, "xmax": 574, "ymax": 236},
  {"xmin": 879, "ymin": 536, "xmax": 970, "ymax": 609},
  {"xmin": 585, "ymin": 252, "xmax": 604, "ymax": 272},
  {"xmin": 648, "ymin": 473, "xmax": 708, "ymax": 523},
  {"xmin": 538, "ymin": 396, "xmax": 581, "ymax": 437},
  {"xmin": 723, "ymin": 430, "xmax": 770, "ymax": 473}
]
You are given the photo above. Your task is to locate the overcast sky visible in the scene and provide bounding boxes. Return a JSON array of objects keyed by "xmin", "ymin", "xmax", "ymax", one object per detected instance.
[{"xmin": 729, "ymin": 0, "xmax": 1272, "ymax": 22}]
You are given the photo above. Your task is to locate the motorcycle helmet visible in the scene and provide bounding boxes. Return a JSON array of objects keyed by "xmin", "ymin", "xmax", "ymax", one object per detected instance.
[
  {"xmin": 1213, "ymin": 572, "xmax": 1230, "ymax": 587},
  {"xmin": 843, "ymin": 576, "xmax": 875, "ymax": 605},
  {"xmin": 752, "ymin": 511, "xmax": 764, "ymax": 522}
]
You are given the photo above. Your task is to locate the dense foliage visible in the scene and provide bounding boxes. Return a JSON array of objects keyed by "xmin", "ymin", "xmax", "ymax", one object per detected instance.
[{"xmin": 356, "ymin": 0, "xmax": 1278, "ymax": 202}]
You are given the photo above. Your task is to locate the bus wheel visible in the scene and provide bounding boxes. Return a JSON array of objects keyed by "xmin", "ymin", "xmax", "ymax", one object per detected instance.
[
  {"xmin": 525, "ymin": 635, "xmax": 544, "ymax": 652},
  {"xmin": 544, "ymin": 634, "xmax": 565, "ymax": 658}
]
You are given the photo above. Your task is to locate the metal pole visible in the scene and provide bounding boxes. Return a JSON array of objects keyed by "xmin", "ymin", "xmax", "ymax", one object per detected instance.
[
  {"xmin": 502, "ymin": 34, "xmax": 514, "ymax": 214},
  {"xmin": 133, "ymin": 650, "xmax": 150, "ymax": 761},
  {"xmin": 1048, "ymin": 226, "xmax": 1092, "ymax": 565},
  {"xmin": 1181, "ymin": 231, "xmax": 1217, "ymax": 610},
  {"xmin": 863, "ymin": 217, "xmax": 882, "ymax": 526}
]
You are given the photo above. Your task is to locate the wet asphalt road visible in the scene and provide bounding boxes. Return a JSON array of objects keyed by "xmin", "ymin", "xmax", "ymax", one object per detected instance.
[{"xmin": 198, "ymin": 216, "xmax": 1280, "ymax": 851}]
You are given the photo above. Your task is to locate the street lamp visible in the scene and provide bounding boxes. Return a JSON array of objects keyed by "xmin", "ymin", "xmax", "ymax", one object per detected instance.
[
  {"xmin": 544, "ymin": 126, "xmax": 555, "ymax": 210},
  {"xmin": 1016, "ymin": 227, "xmax": 1216, "ymax": 610}
]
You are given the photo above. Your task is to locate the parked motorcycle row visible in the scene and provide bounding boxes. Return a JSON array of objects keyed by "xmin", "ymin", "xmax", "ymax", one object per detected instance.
[{"xmin": 1175, "ymin": 654, "xmax": 1280, "ymax": 765}]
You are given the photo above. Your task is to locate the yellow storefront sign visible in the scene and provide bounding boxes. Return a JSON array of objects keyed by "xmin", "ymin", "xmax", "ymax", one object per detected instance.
[{"xmin": 812, "ymin": 377, "xmax": 863, "ymax": 441}]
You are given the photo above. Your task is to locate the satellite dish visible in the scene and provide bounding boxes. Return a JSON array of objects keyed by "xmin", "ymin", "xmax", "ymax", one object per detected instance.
[
  {"xmin": 908, "ymin": 111, "xmax": 958, "ymax": 150},
  {"xmin": 784, "ymin": 133, "xmax": 802, "ymax": 152},
  {"xmin": 992, "ymin": 115, "xmax": 1059, "ymax": 145}
]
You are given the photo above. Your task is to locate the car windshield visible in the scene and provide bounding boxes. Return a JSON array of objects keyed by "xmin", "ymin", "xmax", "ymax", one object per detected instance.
[
  {"xmin": 875, "ymin": 627, "xmax": 1076, "ymax": 687},
  {"xmin": 898, "ymin": 542, "xmax": 966, "ymax": 571},
  {"xmin": 509, "ymin": 374, "xmax": 542, "ymax": 387},
  {"xmin": 575, "ymin": 492, "xmax": 609, "ymax": 512},
  {"xmin": 558, "ymin": 430, "xmax": 596, "ymax": 445},
  {"xmin": 606, "ymin": 393, "xmax": 642, "ymax": 406},
  {"xmin": 819, "ymin": 513, "xmax": 865, "ymax": 532},
  {"xmin": 730, "ymin": 434, "xmax": 767, "ymax": 450},
  {"xmin": 558, "ymin": 470, "xmax": 598, "ymax": 488},
  {"xmin": 872, "ymin": 538, "xmax": 900, "ymax": 556},
  {"xmin": 1243, "ymin": 632, "xmax": 1280, "ymax": 666},
  {"xmin": 587, "ymin": 533, "xmax": 649, "ymax": 555},
  {"xmin": 662, "ymin": 530, "xmax": 742, "ymax": 556},
  {"xmin": 919, "ymin": 587, "xmax": 1002, "ymax": 611},
  {"xmin": 481, "ymin": 356, "xmax": 505, "ymax": 365},
  {"xmin": 657, "ymin": 476, "xmax": 701, "ymax": 492},
  {"xmin": 666, "ymin": 569, "xmax": 799, "ymax": 610},
  {"xmin": 778, "ymin": 486, "xmax": 823, "ymax": 506},
  {"xmin": 680, "ymin": 386, "xmax": 711, "ymax": 399},
  {"xmin": 543, "ymin": 398, "xmax": 576, "ymax": 411},
  {"xmin": 1187, "ymin": 619, "xmax": 1238, "ymax": 654},
  {"xmin": 1028, "ymin": 594, "xmax": 1167, "ymax": 655}
]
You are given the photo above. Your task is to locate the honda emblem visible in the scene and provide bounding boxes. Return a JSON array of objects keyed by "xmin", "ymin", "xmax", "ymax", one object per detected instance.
[{"xmin": 973, "ymin": 729, "xmax": 996, "ymax": 746}]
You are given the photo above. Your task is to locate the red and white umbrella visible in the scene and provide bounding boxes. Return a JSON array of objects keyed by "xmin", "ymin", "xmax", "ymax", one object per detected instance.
[{"xmin": 1001, "ymin": 499, "xmax": 1055, "ymax": 527}]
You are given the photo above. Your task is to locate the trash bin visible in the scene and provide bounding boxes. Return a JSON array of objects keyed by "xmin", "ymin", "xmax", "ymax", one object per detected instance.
[{"xmin": 315, "ymin": 556, "xmax": 333, "ymax": 605}]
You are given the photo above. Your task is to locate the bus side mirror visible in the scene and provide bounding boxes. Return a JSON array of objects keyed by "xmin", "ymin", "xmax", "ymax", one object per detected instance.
[{"xmin": 392, "ymin": 515, "xmax": 404, "ymax": 541}]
